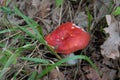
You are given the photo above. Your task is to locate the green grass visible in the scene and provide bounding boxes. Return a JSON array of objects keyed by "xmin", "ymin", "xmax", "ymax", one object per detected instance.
[
  {"xmin": 21, "ymin": 57, "xmax": 49, "ymax": 64},
  {"xmin": 37, "ymin": 55, "xmax": 100, "ymax": 78},
  {"xmin": 0, "ymin": 44, "xmax": 32, "ymax": 78},
  {"xmin": 55, "ymin": 0, "xmax": 64, "ymax": 7},
  {"xmin": 28, "ymin": 71, "xmax": 37, "ymax": 80},
  {"xmin": 86, "ymin": 7, "xmax": 93, "ymax": 32},
  {"xmin": 0, "ymin": 5, "xmax": 100, "ymax": 79},
  {"xmin": 112, "ymin": 7, "xmax": 120, "ymax": 16}
]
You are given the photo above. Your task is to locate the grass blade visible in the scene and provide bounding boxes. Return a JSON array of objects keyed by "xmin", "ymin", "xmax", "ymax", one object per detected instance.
[
  {"xmin": 55, "ymin": 0, "xmax": 64, "ymax": 7},
  {"xmin": 21, "ymin": 57, "xmax": 49, "ymax": 64},
  {"xmin": 112, "ymin": 7, "xmax": 120, "ymax": 16},
  {"xmin": 0, "ymin": 50, "xmax": 18, "ymax": 78},
  {"xmin": 37, "ymin": 55, "xmax": 99, "ymax": 78},
  {"xmin": 0, "ymin": 28, "xmax": 18, "ymax": 34},
  {"xmin": 28, "ymin": 71, "xmax": 37, "ymax": 80},
  {"xmin": 86, "ymin": 7, "xmax": 92, "ymax": 32},
  {"xmin": 13, "ymin": 6, "xmax": 46, "ymax": 44}
]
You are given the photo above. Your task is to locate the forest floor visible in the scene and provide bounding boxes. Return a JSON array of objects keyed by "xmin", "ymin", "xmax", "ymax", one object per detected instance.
[{"xmin": 0, "ymin": 0, "xmax": 120, "ymax": 80}]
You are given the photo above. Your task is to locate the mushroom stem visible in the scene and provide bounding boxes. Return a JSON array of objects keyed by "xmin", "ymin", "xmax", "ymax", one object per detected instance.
[{"xmin": 63, "ymin": 53, "xmax": 78, "ymax": 65}]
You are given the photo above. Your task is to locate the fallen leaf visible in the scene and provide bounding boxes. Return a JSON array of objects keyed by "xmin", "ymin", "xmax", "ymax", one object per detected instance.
[
  {"xmin": 94, "ymin": 0, "xmax": 112, "ymax": 23},
  {"xmin": 52, "ymin": 8, "xmax": 61, "ymax": 26},
  {"xmin": 49, "ymin": 69, "xmax": 64, "ymax": 80},
  {"xmin": 73, "ymin": 12, "xmax": 88, "ymax": 29},
  {"xmin": 83, "ymin": 66, "xmax": 102, "ymax": 80},
  {"xmin": 114, "ymin": 0, "xmax": 120, "ymax": 6},
  {"xmin": 32, "ymin": 0, "xmax": 41, "ymax": 8},
  {"xmin": 101, "ymin": 67, "xmax": 117, "ymax": 80},
  {"xmin": 101, "ymin": 15, "xmax": 120, "ymax": 59},
  {"xmin": 37, "ymin": 0, "xmax": 53, "ymax": 18}
]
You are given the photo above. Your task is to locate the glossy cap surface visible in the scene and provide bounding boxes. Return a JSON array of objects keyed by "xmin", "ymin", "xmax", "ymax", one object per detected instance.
[{"xmin": 45, "ymin": 22, "xmax": 90, "ymax": 54}]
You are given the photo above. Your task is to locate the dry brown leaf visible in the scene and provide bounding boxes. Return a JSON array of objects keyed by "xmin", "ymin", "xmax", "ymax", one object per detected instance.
[
  {"xmin": 83, "ymin": 66, "xmax": 102, "ymax": 80},
  {"xmin": 101, "ymin": 15, "xmax": 120, "ymax": 59},
  {"xmin": 37, "ymin": 0, "xmax": 53, "ymax": 18},
  {"xmin": 32, "ymin": 0, "xmax": 41, "ymax": 8},
  {"xmin": 41, "ymin": 19, "xmax": 52, "ymax": 34},
  {"xmin": 101, "ymin": 67, "xmax": 117, "ymax": 80},
  {"xmin": 94, "ymin": 0, "xmax": 112, "ymax": 23},
  {"xmin": 73, "ymin": 12, "xmax": 88, "ymax": 28},
  {"xmin": 52, "ymin": 8, "xmax": 61, "ymax": 26},
  {"xmin": 19, "ymin": 0, "xmax": 53, "ymax": 18},
  {"xmin": 114, "ymin": 0, "xmax": 120, "ymax": 6},
  {"xmin": 86, "ymin": 67, "xmax": 102, "ymax": 80},
  {"xmin": 48, "ymin": 69, "xmax": 64, "ymax": 80}
]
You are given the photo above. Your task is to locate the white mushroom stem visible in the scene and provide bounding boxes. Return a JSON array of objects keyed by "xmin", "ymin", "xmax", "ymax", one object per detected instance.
[{"xmin": 63, "ymin": 53, "xmax": 78, "ymax": 65}]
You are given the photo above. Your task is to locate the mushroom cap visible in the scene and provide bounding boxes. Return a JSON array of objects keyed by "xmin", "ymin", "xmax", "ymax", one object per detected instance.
[{"xmin": 45, "ymin": 22, "xmax": 90, "ymax": 54}]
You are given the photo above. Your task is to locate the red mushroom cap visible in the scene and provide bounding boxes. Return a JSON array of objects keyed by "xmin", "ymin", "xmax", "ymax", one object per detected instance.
[{"xmin": 45, "ymin": 22, "xmax": 90, "ymax": 54}]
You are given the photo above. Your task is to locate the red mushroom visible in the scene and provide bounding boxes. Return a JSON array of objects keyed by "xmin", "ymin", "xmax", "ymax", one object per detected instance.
[
  {"xmin": 45, "ymin": 22, "xmax": 90, "ymax": 64},
  {"xmin": 45, "ymin": 22, "xmax": 90, "ymax": 55}
]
